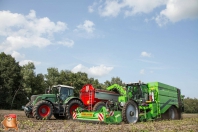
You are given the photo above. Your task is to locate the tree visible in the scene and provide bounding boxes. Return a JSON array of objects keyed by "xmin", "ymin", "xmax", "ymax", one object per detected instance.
[
  {"xmin": 72, "ymin": 72, "xmax": 89, "ymax": 96},
  {"xmin": 45, "ymin": 68, "xmax": 60, "ymax": 88},
  {"xmin": 104, "ymin": 77, "xmax": 124, "ymax": 87},
  {"xmin": 0, "ymin": 52, "xmax": 23, "ymax": 109},
  {"xmin": 184, "ymin": 97, "xmax": 198, "ymax": 113},
  {"xmin": 34, "ymin": 73, "xmax": 47, "ymax": 94},
  {"xmin": 21, "ymin": 62, "xmax": 36, "ymax": 95},
  {"xmin": 88, "ymin": 78, "xmax": 103, "ymax": 89}
]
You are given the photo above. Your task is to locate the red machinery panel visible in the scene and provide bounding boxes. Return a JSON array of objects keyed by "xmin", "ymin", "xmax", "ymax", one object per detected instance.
[{"xmin": 80, "ymin": 84, "xmax": 119, "ymax": 110}]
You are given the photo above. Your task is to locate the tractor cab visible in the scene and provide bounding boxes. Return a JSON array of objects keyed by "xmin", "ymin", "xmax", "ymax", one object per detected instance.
[
  {"xmin": 51, "ymin": 85, "xmax": 74, "ymax": 102},
  {"xmin": 126, "ymin": 81, "xmax": 148, "ymax": 104}
]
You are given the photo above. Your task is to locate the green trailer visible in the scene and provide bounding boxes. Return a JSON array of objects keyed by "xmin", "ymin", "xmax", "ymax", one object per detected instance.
[{"xmin": 73, "ymin": 81, "xmax": 184, "ymax": 124}]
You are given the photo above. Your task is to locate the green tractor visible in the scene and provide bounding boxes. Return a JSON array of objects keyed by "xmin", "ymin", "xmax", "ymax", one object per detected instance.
[{"xmin": 22, "ymin": 85, "xmax": 83, "ymax": 120}]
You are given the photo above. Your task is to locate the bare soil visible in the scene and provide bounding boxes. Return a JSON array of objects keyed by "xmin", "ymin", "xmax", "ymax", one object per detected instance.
[{"xmin": 0, "ymin": 110, "xmax": 198, "ymax": 132}]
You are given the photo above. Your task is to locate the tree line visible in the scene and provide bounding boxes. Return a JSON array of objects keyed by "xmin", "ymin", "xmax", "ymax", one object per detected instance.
[
  {"xmin": 0, "ymin": 52, "xmax": 197, "ymax": 113},
  {"xmin": 0, "ymin": 52, "xmax": 124, "ymax": 109}
]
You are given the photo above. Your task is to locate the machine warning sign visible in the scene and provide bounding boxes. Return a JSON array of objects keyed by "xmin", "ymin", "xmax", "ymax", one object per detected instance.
[{"xmin": 81, "ymin": 112, "xmax": 94, "ymax": 117}]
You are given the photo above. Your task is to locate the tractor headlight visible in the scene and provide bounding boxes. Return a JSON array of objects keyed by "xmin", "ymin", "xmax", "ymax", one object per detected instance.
[{"xmin": 120, "ymin": 102, "xmax": 125, "ymax": 106}]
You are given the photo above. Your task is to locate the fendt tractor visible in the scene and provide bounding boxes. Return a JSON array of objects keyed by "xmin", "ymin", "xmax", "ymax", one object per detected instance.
[
  {"xmin": 73, "ymin": 81, "xmax": 184, "ymax": 124},
  {"xmin": 22, "ymin": 85, "xmax": 83, "ymax": 120}
]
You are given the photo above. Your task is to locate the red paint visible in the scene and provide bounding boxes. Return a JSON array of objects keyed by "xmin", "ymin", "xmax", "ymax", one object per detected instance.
[
  {"xmin": 38, "ymin": 105, "xmax": 50, "ymax": 117},
  {"xmin": 73, "ymin": 112, "xmax": 77, "ymax": 119},
  {"xmin": 69, "ymin": 104, "xmax": 79, "ymax": 115},
  {"xmin": 80, "ymin": 84, "xmax": 119, "ymax": 110},
  {"xmin": 98, "ymin": 113, "xmax": 104, "ymax": 121}
]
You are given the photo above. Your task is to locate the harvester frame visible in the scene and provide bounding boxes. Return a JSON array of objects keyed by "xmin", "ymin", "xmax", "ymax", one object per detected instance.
[{"xmin": 73, "ymin": 81, "xmax": 184, "ymax": 124}]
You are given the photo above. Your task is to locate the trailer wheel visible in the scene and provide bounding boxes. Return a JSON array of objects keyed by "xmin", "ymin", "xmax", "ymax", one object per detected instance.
[
  {"xmin": 93, "ymin": 102, "xmax": 106, "ymax": 111},
  {"xmin": 122, "ymin": 101, "xmax": 139, "ymax": 124},
  {"xmin": 65, "ymin": 99, "xmax": 83, "ymax": 119},
  {"xmin": 168, "ymin": 106, "xmax": 178, "ymax": 120},
  {"xmin": 24, "ymin": 102, "xmax": 33, "ymax": 118},
  {"xmin": 33, "ymin": 100, "xmax": 53, "ymax": 120}
]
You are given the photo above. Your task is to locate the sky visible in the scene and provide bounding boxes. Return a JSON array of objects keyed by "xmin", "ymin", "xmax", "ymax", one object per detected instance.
[{"xmin": 0, "ymin": 0, "xmax": 198, "ymax": 98}]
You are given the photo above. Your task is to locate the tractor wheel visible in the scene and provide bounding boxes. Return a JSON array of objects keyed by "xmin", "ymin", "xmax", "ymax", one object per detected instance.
[
  {"xmin": 53, "ymin": 114, "xmax": 66, "ymax": 120},
  {"xmin": 122, "ymin": 100, "xmax": 139, "ymax": 124},
  {"xmin": 168, "ymin": 106, "xmax": 178, "ymax": 120},
  {"xmin": 65, "ymin": 99, "xmax": 83, "ymax": 119},
  {"xmin": 93, "ymin": 102, "xmax": 105, "ymax": 111},
  {"xmin": 33, "ymin": 100, "xmax": 53, "ymax": 120},
  {"xmin": 24, "ymin": 102, "xmax": 33, "ymax": 118}
]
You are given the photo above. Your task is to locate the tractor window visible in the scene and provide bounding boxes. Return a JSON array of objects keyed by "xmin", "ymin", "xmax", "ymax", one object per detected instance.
[
  {"xmin": 60, "ymin": 88, "xmax": 69, "ymax": 101},
  {"xmin": 130, "ymin": 85, "xmax": 143, "ymax": 99},
  {"xmin": 69, "ymin": 89, "xmax": 74, "ymax": 96}
]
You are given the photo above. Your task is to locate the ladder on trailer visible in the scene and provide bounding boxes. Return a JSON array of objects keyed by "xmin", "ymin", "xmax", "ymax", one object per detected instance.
[{"xmin": 88, "ymin": 90, "xmax": 93, "ymax": 110}]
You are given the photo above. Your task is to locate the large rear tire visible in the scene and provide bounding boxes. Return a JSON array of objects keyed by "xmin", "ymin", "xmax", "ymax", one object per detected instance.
[
  {"xmin": 93, "ymin": 102, "xmax": 105, "ymax": 111},
  {"xmin": 65, "ymin": 99, "xmax": 83, "ymax": 119},
  {"xmin": 168, "ymin": 106, "xmax": 178, "ymax": 120},
  {"xmin": 33, "ymin": 100, "xmax": 53, "ymax": 120},
  {"xmin": 122, "ymin": 101, "xmax": 139, "ymax": 124}
]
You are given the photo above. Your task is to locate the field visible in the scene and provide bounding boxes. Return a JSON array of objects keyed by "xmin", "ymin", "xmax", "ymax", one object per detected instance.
[{"xmin": 0, "ymin": 110, "xmax": 198, "ymax": 132}]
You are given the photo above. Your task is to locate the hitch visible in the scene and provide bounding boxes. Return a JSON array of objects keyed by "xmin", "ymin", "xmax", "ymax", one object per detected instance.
[{"xmin": 22, "ymin": 106, "xmax": 31, "ymax": 112}]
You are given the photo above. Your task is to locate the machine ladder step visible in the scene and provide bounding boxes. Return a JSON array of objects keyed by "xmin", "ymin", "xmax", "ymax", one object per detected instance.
[{"xmin": 59, "ymin": 105, "xmax": 66, "ymax": 116}]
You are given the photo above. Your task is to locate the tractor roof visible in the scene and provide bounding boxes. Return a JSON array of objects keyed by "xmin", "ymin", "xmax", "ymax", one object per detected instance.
[{"xmin": 52, "ymin": 85, "xmax": 74, "ymax": 89}]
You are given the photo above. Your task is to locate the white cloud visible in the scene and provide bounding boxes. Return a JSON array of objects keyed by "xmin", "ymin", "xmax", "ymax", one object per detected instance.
[
  {"xmin": 155, "ymin": 0, "xmax": 198, "ymax": 26},
  {"xmin": 90, "ymin": 0, "xmax": 198, "ymax": 25},
  {"xmin": 19, "ymin": 60, "xmax": 41, "ymax": 66},
  {"xmin": 0, "ymin": 10, "xmax": 72, "ymax": 54},
  {"xmin": 88, "ymin": 6, "xmax": 94, "ymax": 13},
  {"xmin": 88, "ymin": 2, "xmax": 98, "ymax": 13},
  {"xmin": 141, "ymin": 52, "xmax": 151, "ymax": 57},
  {"xmin": 140, "ymin": 69, "xmax": 145, "ymax": 74},
  {"xmin": 96, "ymin": 0, "xmax": 166, "ymax": 17},
  {"xmin": 123, "ymin": 0, "xmax": 167, "ymax": 17},
  {"xmin": 57, "ymin": 39, "xmax": 74, "ymax": 47},
  {"xmin": 11, "ymin": 51, "xmax": 25, "ymax": 60},
  {"xmin": 71, "ymin": 64, "xmax": 113, "ymax": 77},
  {"xmin": 76, "ymin": 20, "xmax": 95, "ymax": 33},
  {"xmin": 98, "ymin": 0, "xmax": 124, "ymax": 17}
]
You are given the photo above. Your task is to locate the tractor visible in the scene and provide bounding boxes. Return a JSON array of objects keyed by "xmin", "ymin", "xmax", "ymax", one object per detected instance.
[
  {"xmin": 73, "ymin": 81, "xmax": 184, "ymax": 124},
  {"xmin": 22, "ymin": 84, "xmax": 83, "ymax": 120}
]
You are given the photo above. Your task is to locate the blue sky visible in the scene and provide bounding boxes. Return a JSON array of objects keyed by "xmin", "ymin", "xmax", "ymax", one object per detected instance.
[{"xmin": 0, "ymin": 0, "xmax": 198, "ymax": 98}]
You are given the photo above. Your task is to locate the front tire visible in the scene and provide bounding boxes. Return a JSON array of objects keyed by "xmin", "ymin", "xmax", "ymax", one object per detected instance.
[
  {"xmin": 122, "ymin": 101, "xmax": 139, "ymax": 124},
  {"xmin": 24, "ymin": 102, "xmax": 33, "ymax": 118},
  {"xmin": 33, "ymin": 100, "xmax": 53, "ymax": 120},
  {"xmin": 65, "ymin": 99, "xmax": 83, "ymax": 119}
]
